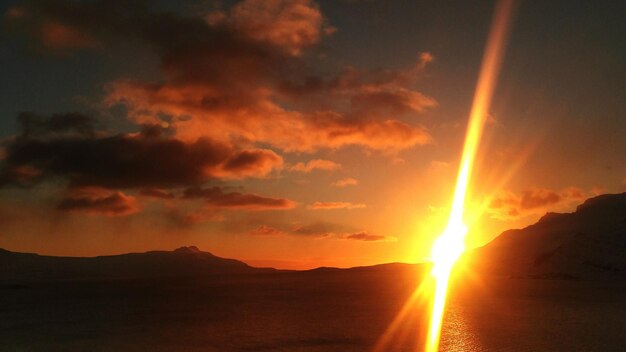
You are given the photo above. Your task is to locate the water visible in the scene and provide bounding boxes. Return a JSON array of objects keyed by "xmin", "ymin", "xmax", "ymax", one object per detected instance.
[{"xmin": 2, "ymin": 268, "xmax": 626, "ymax": 351}]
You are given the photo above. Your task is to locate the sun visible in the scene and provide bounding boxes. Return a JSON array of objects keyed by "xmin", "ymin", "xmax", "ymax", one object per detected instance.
[{"xmin": 423, "ymin": 1, "xmax": 516, "ymax": 351}]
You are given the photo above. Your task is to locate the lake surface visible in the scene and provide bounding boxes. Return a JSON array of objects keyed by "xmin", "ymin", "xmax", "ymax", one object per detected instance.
[{"xmin": 2, "ymin": 267, "xmax": 626, "ymax": 351}]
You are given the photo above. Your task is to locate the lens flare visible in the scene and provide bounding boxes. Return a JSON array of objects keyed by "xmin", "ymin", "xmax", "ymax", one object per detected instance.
[{"xmin": 424, "ymin": 1, "xmax": 515, "ymax": 352}]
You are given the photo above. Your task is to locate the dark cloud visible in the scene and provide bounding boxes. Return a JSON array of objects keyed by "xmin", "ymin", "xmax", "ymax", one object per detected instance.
[
  {"xmin": 7, "ymin": 0, "xmax": 435, "ymax": 152},
  {"xmin": 3, "ymin": 4, "xmax": 100, "ymax": 52},
  {"xmin": 58, "ymin": 190, "xmax": 139, "ymax": 216},
  {"xmin": 1, "ymin": 115, "xmax": 283, "ymax": 188},
  {"xmin": 161, "ymin": 207, "xmax": 224, "ymax": 228},
  {"xmin": 139, "ymin": 188, "xmax": 175, "ymax": 199},
  {"xmin": 17, "ymin": 112, "xmax": 95, "ymax": 137},
  {"xmin": 183, "ymin": 187, "xmax": 296, "ymax": 210},
  {"xmin": 220, "ymin": 149, "xmax": 284, "ymax": 178}
]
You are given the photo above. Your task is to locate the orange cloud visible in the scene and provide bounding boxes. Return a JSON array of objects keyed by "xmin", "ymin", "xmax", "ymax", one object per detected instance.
[
  {"xmin": 106, "ymin": 82, "xmax": 432, "ymax": 152},
  {"xmin": 488, "ymin": 187, "xmax": 588, "ymax": 220},
  {"xmin": 308, "ymin": 201, "xmax": 366, "ymax": 210},
  {"xmin": 249, "ymin": 225, "xmax": 286, "ymax": 236},
  {"xmin": 290, "ymin": 159, "xmax": 340, "ymax": 173},
  {"xmin": 7, "ymin": 0, "xmax": 436, "ymax": 153},
  {"xmin": 332, "ymin": 177, "xmax": 358, "ymax": 187},
  {"xmin": 519, "ymin": 188, "xmax": 562, "ymax": 210},
  {"xmin": 228, "ymin": 0, "xmax": 330, "ymax": 56}
]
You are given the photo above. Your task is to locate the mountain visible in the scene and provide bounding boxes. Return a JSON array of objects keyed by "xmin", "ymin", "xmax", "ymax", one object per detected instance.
[
  {"xmin": 3, "ymin": 193, "xmax": 625, "ymax": 284},
  {"xmin": 0, "ymin": 246, "xmax": 273, "ymax": 284},
  {"xmin": 468, "ymin": 192, "xmax": 626, "ymax": 280}
]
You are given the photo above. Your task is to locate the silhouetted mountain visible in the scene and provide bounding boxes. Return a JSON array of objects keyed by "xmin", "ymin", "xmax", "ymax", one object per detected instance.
[
  {"xmin": 3, "ymin": 194, "xmax": 625, "ymax": 284},
  {"xmin": 0, "ymin": 246, "xmax": 273, "ymax": 284},
  {"xmin": 469, "ymin": 193, "xmax": 626, "ymax": 280}
]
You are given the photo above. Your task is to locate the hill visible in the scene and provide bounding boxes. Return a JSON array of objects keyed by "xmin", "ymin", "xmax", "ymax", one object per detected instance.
[
  {"xmin": 0, "ymin": 246, "xmax": 273, "ymax": 284},
  {"xmin": 468, "ymin": 192, "xmax": 626, "ymax": 279}
]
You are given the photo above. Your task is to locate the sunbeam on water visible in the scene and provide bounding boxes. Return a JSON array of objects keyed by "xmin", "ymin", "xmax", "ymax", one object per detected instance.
[{"xmin": 424, "ymin": 1, "xmax": 516, "ymax": 351}]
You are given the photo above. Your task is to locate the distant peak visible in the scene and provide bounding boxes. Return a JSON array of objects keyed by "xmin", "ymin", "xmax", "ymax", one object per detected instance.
[{"xmin": 174, "ymin": 246, "xmax": 201, "ymax": 253}]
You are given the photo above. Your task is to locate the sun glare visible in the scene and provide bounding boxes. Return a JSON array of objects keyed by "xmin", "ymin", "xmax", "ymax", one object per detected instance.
[{"xmin": 424, "ymin": 1, "xmax": 515, "ymax": 352}]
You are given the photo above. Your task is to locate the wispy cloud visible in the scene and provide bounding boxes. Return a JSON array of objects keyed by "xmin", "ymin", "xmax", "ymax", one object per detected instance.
[
  {"xmin": 290, "ymin": 159, "xmax": 340, "ymax": 173},
  {"xmin": 308, "ymin": 201, "xmax": 366, "ymax": 210},
  {"xmin": 332, "ymin": 177, "xmax": 358, "ymax": 187},
  {"xmin": 184, "ymin": 187, "xmax": 297, "ymax": 211},
  {"xmin": 343, "ymin": 232, "xmax": 396, "ymax": 242}
]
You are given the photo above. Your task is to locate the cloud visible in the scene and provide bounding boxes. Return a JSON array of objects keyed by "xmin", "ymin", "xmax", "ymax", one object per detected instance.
[
  {"xmin": 139, "ymin": 188, "xmax": 175, "ymax": 199},
  {"xmin": 344, "ymin": 232, "xmax": 396, "ymax": 242},
  {"xmin": 519, "ymin": 189, "xmax": 561, "ymax": 210},
  {"xmin": 249, "ymin": 222, "xmax": 393, "ymax": 242},
  {"xmin": 107, "ymin": 83, "xmax": 432, "ymax": 152},
  {"xmin": 183, "ymin": 187, "xmax": 296, "ymax": 211},
  {"xmin": 58, "ymin": 189, "xmax": 139, "ymax": 216},
  {"xmin": 39, "ymin": 20, "xmax": 99, "ymax": 49},
  {"xmin": 290, "ymin": 222, "xmax": 336, "ymax": 237},
  {"xmin": 218, "ymin": 149, "xmax": 284, "ymax": 178},
  {"xmin": 4, "ymin": 5, "xmax": 99, "ymax": 51},
  {"xmin": 225, "ymin": 0, "xmax": 331, "ymax": 56},
  {"xmin": 277, "ymin": 52, "xmax": 437, "ymax": 116},
  {"xmin": 561, "ymin": 186, "xmax": 586, "ymax": 200},
  {"xmin": 163, "ymin": 207, "xmax": 224, "ymax": 228},
  {"xmin": 17, "ymin": 112, "xmax": 95, "ymax": 137},
  {"xmin": 249, "ymin": 225, "xmax": 286, "ymax": 236},
  {"xmin": 1, "ymin": 115, "xmax": 283, "ymax": 188},
  {"xmin": 429, "ymin": 160, "xmax": 449, "ymax": 169},
  {"xmin": 248, "ymin": 221, "xmax": 342, "ymax": 238},
  {"xmin": 7, "ymin": 0, "xmax": 435, "ymax": 153},
  {"xmin": 308, "ymin": 201, "xmax": 366, "ymax": 210},
  {"xmin": 290, "ymin": 159, "xmax": 340, "ymax": 173},
  {"xmin": 332, "ymin": 177, "xmax": 358, "ymax": 187},
  {"xmin": 488, "ymin": 187, "xmax": 588, "ymax": 220}
]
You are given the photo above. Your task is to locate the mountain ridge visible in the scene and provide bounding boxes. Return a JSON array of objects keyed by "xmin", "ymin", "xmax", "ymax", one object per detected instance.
[
  {"xmin": 2, "ymin": 192, "xmax": 625, "ymax": 283},
  {"xmin": 0, "ymin": 245, "xmax": 276, "ymax": 284},
  {"xmin": 469, "ymin": 192, "xmax": 626, "ymax": 280}
]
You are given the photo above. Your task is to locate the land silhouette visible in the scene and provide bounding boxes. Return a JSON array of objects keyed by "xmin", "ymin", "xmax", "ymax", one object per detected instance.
[{"xmin": 2, "ymin": 193, "xmax": 625, "ymax": 351}]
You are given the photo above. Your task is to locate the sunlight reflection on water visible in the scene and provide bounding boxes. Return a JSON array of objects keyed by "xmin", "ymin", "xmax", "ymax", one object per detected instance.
[{"xmin": 438, "ymin": 303, "xmax": 483, "ymax": 352}]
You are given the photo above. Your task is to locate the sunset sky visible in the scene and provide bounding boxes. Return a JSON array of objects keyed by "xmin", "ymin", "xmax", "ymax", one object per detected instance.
[{"xmin": 0, "ymin": 0, "xmax": 624, "ymax": 269}]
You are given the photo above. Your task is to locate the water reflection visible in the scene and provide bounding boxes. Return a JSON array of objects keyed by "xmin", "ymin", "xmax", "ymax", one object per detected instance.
[{"xmin": 438, "ymin": 303, "xmax": 483, "ymax": 352}]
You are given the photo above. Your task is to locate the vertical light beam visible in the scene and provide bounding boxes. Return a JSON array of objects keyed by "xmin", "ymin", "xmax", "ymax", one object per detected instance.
[{"xmin": 425, "ymin": 1, "xmax": 515, "ymax": 352}]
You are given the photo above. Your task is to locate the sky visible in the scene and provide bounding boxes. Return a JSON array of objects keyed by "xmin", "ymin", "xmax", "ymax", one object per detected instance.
[{"xmin": 0, "ymin": 0, "xmax": 624, "ymax": 269}]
